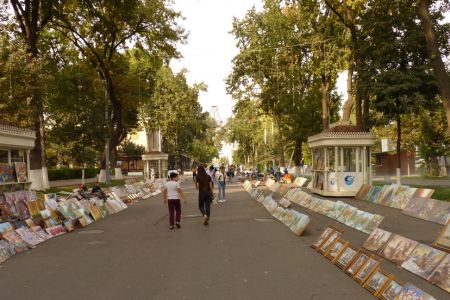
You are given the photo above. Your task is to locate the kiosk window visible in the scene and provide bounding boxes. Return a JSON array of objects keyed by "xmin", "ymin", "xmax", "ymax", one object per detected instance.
[
  {"xmin": 343, "ymin": 148, "xmax": 356, "ymax": 172},
  {"xmin": 0, "ymin": 150, "xmax": 8, "ymax": 163}
]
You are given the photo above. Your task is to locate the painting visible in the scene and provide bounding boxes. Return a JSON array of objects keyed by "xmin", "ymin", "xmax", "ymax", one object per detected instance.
[
  {"xmin": 397, "ymin": 283, "xmax": 435, "ymax": 300},
  {"xmin": 421, "ymin": 199, "xmax": 450, "ymax": 225},
  {"xmin": 336, "ymin": 246, "xmax": 359, "ymax": 270},
  {"xmin": 365, "ymin": 186, "xmax": 382, "ymax": 203},
  {"xmin": 0, "ymin": 222, "xmax": 14, "ymax": 234},
  {"xmin": 290, "ymin": 213, "xmax": 310, "ymax": 236},
  {"xmin": 428, "ymin": 254, "xmax": 450, "ymax": 293},
  {"xmin": 354, "ymin": 257, "xmax": 381, "ymax": 283},
  {"xmin": 346, "ymin": 252, "xmax": 370, "ymax": 276},
  {"xmin": 45, "ymin": 225, "xmax": 66, "ymax": 237},
  {"xmin": 337, "ymin": 206, "xmax": 358, "ymax": 224},
  {"xmin": 345, "ymin": 210, "xmax": 372, "ymax": 231},
  {"xmin": 312, "ymin": 226, "xmax": 336, "ymax": 249},
  {"xmin": 391, "ymin": 186, "xmax": 417, "ymax": 209},
  {"xmin": 319, "ymin": 230, "xmax": 342, "ymax": 254},
  {"xmin": 355, "ymin": 184, "xmax": 372, "ymax": 201},
  {"xmin": 401, "ymin": 243, "xmax": 446, "ymax": 279},
  {"xmin": 362, "ymin": 214, "xmax": 384, "ymax": 234},
  {"xmin": 402, "ymin": 189, "xmax": 434, "ymax": 217},
  {"xmin": 381, "ymin": 234, "xmax": 418, "ymax": 265},
  {"xmin": 434, "ymin": 221, "xmax": 450, "ymax": 251},
  {"xmin": 14, "ymin": 162, "xmax": 27, "ymax": 182},
  {"xmin": 363, "ymin": 270, "xmax": 393, "ymax": 296},
  {"xmin": 0, "ymin": 242, "xmax": 11, "ymax": 264},
  {"xmin": 0, "ymin": 164, "xmax": 14, "ymax": 182},
  {"xmin": 373, "ymin": 185, "xmax": 389, "ymax": 204},
  {"xmin": 2, "ymin": 231, "xmax": 29, "ymax": 252},
  {"xmin": 363, "ymin": 228, "xmax": 393, "ymax": 253},
  {"xmin": 14, "ymin": 190, "xmax": 30, "ymax": 220},
  {"xmin": 4, "ymin": 192, "xmax": 19, "ymax": 218},
  {"xmin": 317, "ymin": 200, "xmax": 336, "ymax": 216},
  {"xmin": 378, "ymin": 184, "xmax": 400, "ymax": 207},
  {"xmin": 15, "ymin": 227, "xmax": 44, "ymax": 247},
  {"xmin": 379, "ymin": 279, "xmax": 403, "ymax": 300},
  {"xmin": 325, "ymin": 238, "xmax": 348, "ymax": 261},
  {"xmin": 326, "ymin": 201, "xmax": 347, "ymax": 220}
]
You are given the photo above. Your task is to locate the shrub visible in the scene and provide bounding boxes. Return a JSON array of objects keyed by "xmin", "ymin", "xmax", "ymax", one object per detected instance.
[{"xmin": 47, "ymin": 168, "xmax": 100, "ymax": 181}]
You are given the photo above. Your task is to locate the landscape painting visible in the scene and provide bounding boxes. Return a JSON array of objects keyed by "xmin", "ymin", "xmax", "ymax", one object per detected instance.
[
  {"xmin": 428, "ymin": 254, "xmax": 450, "ymax": 293},
  {"xmin": 347, "ymin": 253, "xmax": 369, "ymax": 276},
  {"xmin": 397, "ymin": 283, "xmax": 436, "ymax": 300},
  {"xmin": 0, "ymin": 164, "xmax": 14, "ymax": 182},
  {"xmin": 312, "ymin": 227, "xmax": 334, "ymax": 249},
  {"xmin": 354, "ymin": 257, "xmax": 380, "ymax": 283},
  {"xmin": 380, "ymin": 279, "xmax": 403, "ymax": 300},
  {"xmin": 355, "ymin": 184, "xmax": 371, "ymax": 201},
  {"xmin": 401, "ymin": 243, "xmax": 446, "ymax": 279},
  {"xmin": 391, "ymin": 186, "xmax": 417, "ymax": 209},
  {"xmin": 336, "ymin": 246, "xmax": 358, "ymax": 270},
  {"xmin": 434, "ymin": 221, "xmax": 450, "ymax": 251},
  {"xmin": 381, "ymin": 234, "xmax": 418, "ymax": 265},
  {"xmin": 365, "ymin": 270, "xmax": 391, "ymax": 296},
  {"xmin": 363, "ymin": 228, "xmax": 393, "ymax": 253}
]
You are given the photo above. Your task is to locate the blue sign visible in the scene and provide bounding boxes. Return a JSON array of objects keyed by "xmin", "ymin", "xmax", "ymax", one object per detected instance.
[{"xmin": 344, "ymin": 175, "xmax": 355, "ymax": 186}]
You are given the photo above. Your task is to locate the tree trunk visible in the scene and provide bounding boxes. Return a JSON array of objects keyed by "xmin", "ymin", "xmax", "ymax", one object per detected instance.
[
  {"xmin": 417, "ymin": 0, "xmax": 450, "ymax": 135},
  {"xmin": 276, "ymin": 115, "xmax": 285, "ymax": 166},
  {"xmin": 342, "ymin": 53, "xmax": 354, "ymax": 123},
  {"xmin": 355, "ymin": 92, "xmax": 363, "ymax": 129},
  {"xmin": 321, "ymin": 75, "xmax": 330, "ymax": 130},
  {"xmin": 363, "ymin": 91, "xmax": 370, "ymax": 131},
  {"xmin": 293, "ymin": 139, "xmax": 303, "ymax": 167},
  {"xmin": 397, "ymin": 114, "xmax": 401, "ymax": 171}
]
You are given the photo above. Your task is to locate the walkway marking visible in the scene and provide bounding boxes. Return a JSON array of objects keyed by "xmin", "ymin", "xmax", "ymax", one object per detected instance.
[
  {"xmin": 87, "ymin": 240, "xmax": 107, "ymax": 245},
  {"xmin": 183, "ymin": 214, "xmax": 202, "ymax": 218},
  {"xmin": 254, "ymin": 218, "xmax": 275, "ymax": 222},
  {"xmin": 77, "ymin": 230, "xmax": 104, "ymax": 234}
]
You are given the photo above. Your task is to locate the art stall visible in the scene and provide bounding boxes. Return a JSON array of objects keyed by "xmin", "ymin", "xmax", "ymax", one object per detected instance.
[{"xmin": 307, "ymin": 125, "xmax": 375, "ymax": 197}]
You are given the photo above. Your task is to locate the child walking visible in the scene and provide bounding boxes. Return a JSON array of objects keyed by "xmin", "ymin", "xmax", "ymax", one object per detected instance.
[{"xmin": 163, "ymin": 172, "xmax": 186, "ymax": 230}]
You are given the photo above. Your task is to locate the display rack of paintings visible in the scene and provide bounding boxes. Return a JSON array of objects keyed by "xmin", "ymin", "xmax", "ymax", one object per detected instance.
[
  {"xmin": 362, "ymin": 269, "xmax": 395, "ymax": 297},
  {"xmin": 434, "ymin": 220, "xmax": 450, "ymax": 252}
]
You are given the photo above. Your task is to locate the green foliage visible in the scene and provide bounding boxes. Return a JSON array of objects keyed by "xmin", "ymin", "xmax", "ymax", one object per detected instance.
[
  {"xmin": 118, "ymin": 140, "xmax": 145, "ymax": 158},
  {"xmin": 47, "ymin": 168, "xmax": 100, "ymax": 181}
]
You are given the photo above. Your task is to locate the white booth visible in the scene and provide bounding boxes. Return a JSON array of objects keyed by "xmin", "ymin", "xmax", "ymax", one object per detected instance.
[
  {"xmin": 142, "ymin": 128, "xmax": 168, "ymax": 179},
  {"xmin": 0, "ymin": 122, "xmax": 35, "ymax": 193},
  {"xmin": 307, "ymin": 126, "xmax": 375, "ymax": 197}
]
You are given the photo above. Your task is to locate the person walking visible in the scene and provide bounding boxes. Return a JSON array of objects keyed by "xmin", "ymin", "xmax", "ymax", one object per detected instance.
[
  {"xmin": 196, "ymin": 165, "xmax": 214, "ymax": 226},
  {"xmin": 162, "ymin": 172, "xmax": 186, "ymax": 230},
  {"xmin": 217, "ymin": 167, "xmax": 227, "ymax": 203},
  {"xmin": 191, "ymin": 164, "xmax": 197, "ymax": 182}
]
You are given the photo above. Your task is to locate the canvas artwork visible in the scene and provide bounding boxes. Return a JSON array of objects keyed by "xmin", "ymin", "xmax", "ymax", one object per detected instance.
[
  {"xmin": 365, "ymin": 186, "xmax": 382, "ymax": 203},
  {"xmin": 378, "ymin": 184, "xmax": 400, "ymax": 207},
  {"xmin": 381, "ymin": 235, "xmax": 418, "ymax": 265},
  {"xmin": 390, "ymin": 186, "xmax": 416, "ymax": 209},
  {"xmin": 354, "ymin": 257, "xmax": 380, "ymax": 283},
  {"xmin": 30, "ymin": 226, "xmax": 50, "ymax": 241},
  {"xmin": 380, "ymin": 279, "xmax": 403, "ymax": 300},
  {"xmin": 88, "ymin": 205, "xmax": 103, "ymax": 221},
  {"xmin": 362, "ymin": 214, "xmax": 384, "ymax": 234},
  {"xmin": 403, "ymin": 189, "xmax": 434, "ymax": 217},
  {"xmin": 14, "ymin": 162, "xmax": 27, "ymax": 182},
  {"xmin": 290, "ymin": 213, "xmax": 310, "ymax": 236},
  {"xmin": 0, "ymin": 222, "xmax": 14, "ymax": 234},
  {"xmin": 337, "ymin": 206, "xmax": 358, "ymax": 224},
  {"xmin": 327, "ymin": 201, "xmax": 348, "ymax": 220},
  {"xmin": 363, "ymin": 228, "xmax": 393, "ymax": 253},
  {"xmin": 422, "ymin": 199, "xmax": 450, "ymax": 225},
  {"xmin": 0, "ymin": 164, "xmax": 15, "ymax": 182},
  {"xmin": 364, "ymin": 270, "xmax": 391, "ymax": 296},
  {"xmin": 401, "ymin": 243, "xmax": 446, "ymax": 280},
  {"xmin": 281, "ymin": 210, "xmax": 296, "ymax": 227},
  {"xmin": 434, "ymin": 221, "xmax": 450, "ymax": 251},
  {"xmin": 347, "ymin": 253, "xmax": 370, "ymax": 276},
  {"xmin": 397, "ymin": 283, "xmax": 435, "ymax": 300},
  {"xmin": 317, "ymin": 200, "xmax": 336, "ymax": 216},
  {"xmin": 4, "ymin": 192, "xmax": 19, "ymax": 217},
  {"xmin": 355, "ymin": 184, "xmax": 372, "ymax": 201},
  {"xmin": 312, "ymin": 227, "xmax": 334, "ymax": 249},
  {"xmin": 373, "ymin": 185, "xmax": 389, "ymax": 204},
  {"xmin": 428, "ymin": 254, "xmax": 450, "ymax": 293},
  {"xmin": 345, "ymin": 210, "xmax": 372, "ymax": 231},
  {"xmin": 15, "ymin": 227, "xmax": 44, "ymax": 247},
  {"xmin": 63, "ymin": 220, "xmax": 75, "ymax": 232},
  {"xmin": 45, "ymin": 225, "xmax": 66, "ymax": 237},
  {"xmin": 0, "ymin": 243, "xmax": 11, "ymax": 264},
  {"xmin": 319, "ymin": 231, "xmax": 342, "ymax": 253},
  {"xmin": 336, "ymin": 246, "xmax": 358, "ymax": 269},
  {"xmin": 14, "ymin": 191, "xmax": 30, "ymax": 220},
  {"xmin": 27, "ymin": 201, "xmax": 41, "ymax": 218},
  {"xmin": 2, "ymin": 231, "xmax": 29, "ymax": 252}
]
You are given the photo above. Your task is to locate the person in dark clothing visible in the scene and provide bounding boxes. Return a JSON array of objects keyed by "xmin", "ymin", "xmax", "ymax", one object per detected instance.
[
  {"xmin": 196, "ymin": 165, "xmax": 214, "ymax": 225},
  {"xmin": 91, "ymin": 182, "xmax": 106, "ymax": 199}
]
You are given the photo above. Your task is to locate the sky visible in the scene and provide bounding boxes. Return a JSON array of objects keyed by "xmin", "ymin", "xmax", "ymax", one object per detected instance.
[{"xmin": 170, "ymin": 0, "xmax": 264, "ymax": 123}]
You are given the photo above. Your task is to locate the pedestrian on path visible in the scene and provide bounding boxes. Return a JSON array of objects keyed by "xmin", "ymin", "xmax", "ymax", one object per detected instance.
[
  {"xmin": 196, "ymin": 165, "xmax": 214, "ymax": 226},
  {"xmin": 191, "ymin": 164, "xmax": 197, "ymax": 182},
  {"xmin": 217, "ymin": 166, "xmax": 227, "ymax": 203},
  {"xmin": 162, "ymin": 172, "xmax": 186, "ymax": 230}
]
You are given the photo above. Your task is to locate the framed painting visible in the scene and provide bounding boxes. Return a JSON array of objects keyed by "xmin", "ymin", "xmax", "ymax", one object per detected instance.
[
  {"xmin": 335, "ymin": 245, "xmax": 359, "ymax": 270},
  {"xmin": 0, "ymin": 164, "xmax": 14, "ymax": 183},
  {"xmin": 428, "ymin": 254, "xmax": 450, "ymax": 293},
  {"xmin": 324, "ymin": 238, "xmax": 349, "ymax": 262},
  {"xmin": 381, "ymin": 234, "xmax": 418, "ymax": 265},
  {"xmin": 402, "ymin": 189, "xmax": 434, "ymax": 217},
  {"xmin": 378, "ymin": 184, "xmax": 399, "ymax": 207},
  {"xmin": 401, "ymin": 243, "xmax": 447, "ymax": 280},
  {"xmin": 311, "ymin": 226, "xmax": 335, "ymax": 249},
  {"xmin": 346, "ymin": 251, "xmax": 371, "ymax": 276},
  {"xmin": 366, "ymin": 186, "xmax": 382, "ymax": 203},
  {"xmin": 422, "ymin": 199, "xmax": 450, "ymax": 225},
  {"xmin": 363, "ymin": 228, "xmax": 393, "ymax": 253},
  {"xmin": 318, "ymin": 229, "xmax": 343, "ymax": 254},
  {"xmin": 363, "ymin": 186, "xmax": 376, "ymax": 201},
  {"xmin": 345, "ymin": 210, "xmax": 371, "ymax": 231},
  {"xmin": 362, "ymin": 214, "xmax": 384, "ymax": 235},
  {"xmin": 355, "ymin": 184, "xmax": 372, "ymax": 201},
  {"xmin": 396, "ymin": 282, "xmax": 436, "ymax": 300},
  {"xmin": 373, "ymin": 185, "xmax": 389, "ymax": 204},
  {"xmin": 378, "ymin": 278, "xmax": 404, "ymax": 300},
  {"xmin": 337, "ymin": 206, "xmax": 358, "ymax": 225},
  {"xmin": 14, "ymin": 162, "xmax": 27, "ymax": 183},
  {"xmin": 353, "ymin": 257, "xmax": 381, "ymax": 284},
  {"xmin": 362, "ymin": 269, "xmax": 394, "ymax": 296},
  {"xmin": 434, "ymin": 220, "xmax": 450, "ymax": 252},
  {"xmin": 326, "ymin": 201, "xmax": 348, "ymax": 220}
]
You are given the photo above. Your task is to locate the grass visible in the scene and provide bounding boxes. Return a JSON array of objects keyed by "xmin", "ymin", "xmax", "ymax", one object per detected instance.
[
  {"xmin": 372, "ymin": 183, "xmax": 450, "ymax": 201},
  {"xmin": 36, "ymin": 179, "xmax": 128, "ymax": 198}
]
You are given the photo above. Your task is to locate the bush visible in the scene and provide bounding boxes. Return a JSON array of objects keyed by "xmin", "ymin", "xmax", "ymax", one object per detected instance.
[{"xmin": 48, "ymin": 168, "xmax": 100, "ymax": 181}]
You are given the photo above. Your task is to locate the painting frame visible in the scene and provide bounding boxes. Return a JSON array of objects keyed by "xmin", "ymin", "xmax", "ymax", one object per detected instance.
[
  {"xmin": 433, "ymin": 220, "xmax": 450, "ymax": 253},
  {"xmin": 335, "ymin": 245, "xmax": 359, "ymax": 270},
  {"xmin": 362, "ymin": 269, "xmax": 394, "ymax": 297},
  {"xmin": 311, "ymin": 225, "xmax": 343, "ymax": 250},
  {"xmin": 324, "ymin": 238, "xmax": 349, "ymax": 262},
  {"xmin": 353, "ymin": 256, "xmax": 381, "ymax": 284},
  {"xmin": 378, "ymin": 277, "xmax": 404, "ymax": 300},
  {"xmin": 345, "ymin": 250, "xmax": 371, "ymax": 277}
]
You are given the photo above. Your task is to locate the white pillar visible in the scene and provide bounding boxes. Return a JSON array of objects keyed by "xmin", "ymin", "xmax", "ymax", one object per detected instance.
[
  {"xmin": 369, "ymin": 149, "xmax": 372, "ymax": 185},
  {"xmin": 335, "ymin": 147, "xmax": 340, "ymax": 192},
  {"xmin": 362, "ymin": 146, "xmax": 367, "ymax": 184}
]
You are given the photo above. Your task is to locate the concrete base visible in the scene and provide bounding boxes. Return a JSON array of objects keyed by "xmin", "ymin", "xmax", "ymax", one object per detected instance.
[
  {"xmin": 290, "ymin": 166, "xmax": 303, "ymax": 177},
  {"xmin": 98, "ymin": 169, "xmax": 106, "ymax": 183},
  {"xmin": 30, "ymin": 169, "xmax": 46, "ymax": 191},
  {"xmin": 396, "ymin": 168, "xmax": 401, "ymax": 185},
  {"xmin": 114, "ymin": 168, "xmax": 123, "ymax": 180},
  {"xmin": 42, "ymin": 166, "xmax": 50, "ymax": 189}
]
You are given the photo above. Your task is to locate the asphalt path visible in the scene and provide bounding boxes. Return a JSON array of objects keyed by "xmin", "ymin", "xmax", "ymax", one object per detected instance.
[{"xmin": 0, "ymin": 179, "xmax": 421, "ymax": 300}]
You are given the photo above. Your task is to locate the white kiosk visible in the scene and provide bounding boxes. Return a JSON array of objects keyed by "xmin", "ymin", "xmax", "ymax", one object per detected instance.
[
  {"xmin": 0, "ymin": 122, "xmax": 35, "ymax": 193},
  {"xmin": 307, "ymin": 125, "xmax": 375, "ymax": 197},
  {"xmin": 142, "ymin": 128, "xmax": 168, "ymax": 179}
]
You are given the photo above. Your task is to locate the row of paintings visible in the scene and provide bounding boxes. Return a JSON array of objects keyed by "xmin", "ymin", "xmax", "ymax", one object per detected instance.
[
  {"xmin": 0, "ymin": 190, "xmax": 35, "ymax": 221},
  {"xmin": 364, "ymin": 227, "xmax": 450, "ymax": 293},
  {"xmin": 313, "ymin": 225, "xmax": 437, "ymax": 299},
  {"xmin": 244, "ymin": 182, "xmax": 311, "ymax": 236},
  {"xmin": 0, "ymin": 162, "xmax": 27, "ymax": 183},
  {"xmin": 283, "ymin": 187, "xmax": 384, "ymax": 234},
  {"xmin": 0, "ymin": 181, "xmax": 140, "ymax": 265},
  {"xmin": 356, "ymin": 184, "xmax": 450, "ymax": 225}
]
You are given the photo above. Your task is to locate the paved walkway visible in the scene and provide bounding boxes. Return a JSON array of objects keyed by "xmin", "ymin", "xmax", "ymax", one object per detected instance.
[{"xmin": 0, "ymin": 180, "xmax": 376, "ymax": 300}]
